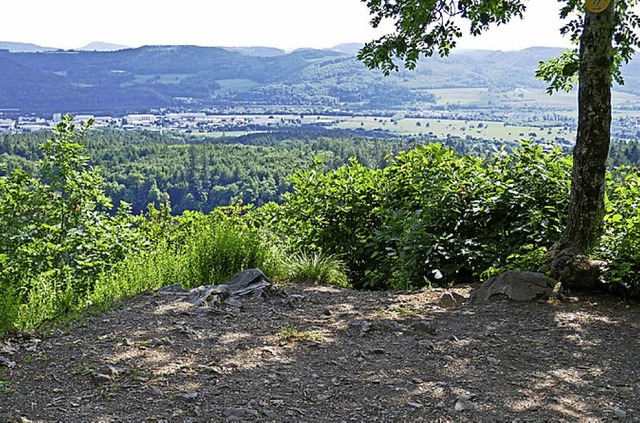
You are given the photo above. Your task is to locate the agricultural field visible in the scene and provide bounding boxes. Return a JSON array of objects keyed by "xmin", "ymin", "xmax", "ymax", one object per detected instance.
[
  {"xmin": 216, "ymin": 78, "xmax": 259, "ymax": 92},
  {"xmin": 427, "ymin": 87, "xmax": 640, "ymax": 109},
  {"xmin": 334, "ymin": 116, "xmax": 574, "ymax": 144}
]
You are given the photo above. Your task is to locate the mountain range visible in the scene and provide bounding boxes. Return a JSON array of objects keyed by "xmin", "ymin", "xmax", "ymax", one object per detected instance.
[{"xmin": 0, "ymin": 42, "xmax": 639, "ymax": 115}]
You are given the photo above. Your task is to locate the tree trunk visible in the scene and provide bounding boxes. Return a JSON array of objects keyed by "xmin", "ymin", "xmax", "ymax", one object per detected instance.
[{"xmin": 549, "ymin": 3, "xmax": 615, "ymax": 288}]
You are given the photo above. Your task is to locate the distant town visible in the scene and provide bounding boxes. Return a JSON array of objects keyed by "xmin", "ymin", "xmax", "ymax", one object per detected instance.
[{"xmin": 0, "ymin": 111, "xmax": 345, "ymax": 134}]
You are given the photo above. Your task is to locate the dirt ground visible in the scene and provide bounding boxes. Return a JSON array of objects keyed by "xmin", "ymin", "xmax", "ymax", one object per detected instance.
[{"xmin": 1, "ymin": 281, "xmax": 639, "ymax": 422}]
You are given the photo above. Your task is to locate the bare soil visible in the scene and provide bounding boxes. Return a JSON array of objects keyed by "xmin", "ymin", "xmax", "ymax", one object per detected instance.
[{"xmin": 1, "ymin": 282, "xmax": 639, "ymax": 422}]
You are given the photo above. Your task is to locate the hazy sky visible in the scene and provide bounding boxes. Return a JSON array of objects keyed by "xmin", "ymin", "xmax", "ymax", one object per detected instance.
[{"xmin": 1, "ymin": 0, "xmax": 576, "ymax": 51}]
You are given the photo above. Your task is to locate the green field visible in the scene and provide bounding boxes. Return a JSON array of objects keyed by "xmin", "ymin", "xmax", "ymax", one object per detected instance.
[
  {"xmin": 216, "ymin": 79, "xmax": 259, "ymax": 92},
  {"xmin": 334, "ymin": 116, "xmax": 573, "ymax": 144},
  {"xmin": 426, "ymin": 87, "xmax": 640, "ymax": 109},
  {"xmin": 132, "ymin": 74, "xmax": 191, "ymax": 84}
]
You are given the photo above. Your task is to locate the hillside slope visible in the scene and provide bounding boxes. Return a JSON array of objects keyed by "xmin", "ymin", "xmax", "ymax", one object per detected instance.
[{"xmin": 1, "ymin": 45, "xmax": 639, "ymax": 113}]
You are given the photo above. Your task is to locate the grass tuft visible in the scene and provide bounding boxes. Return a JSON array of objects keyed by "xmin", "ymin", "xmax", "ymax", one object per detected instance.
[
  {"xmin": 278, "ymin": 324, "xmax": 322, "ymax": 342},
  {"xmin": 283, "ymin": 251, "xmax": 350, "ymax": 287}
]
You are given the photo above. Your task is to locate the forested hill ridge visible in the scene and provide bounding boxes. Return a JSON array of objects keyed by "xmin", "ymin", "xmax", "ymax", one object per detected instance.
[{"xmin": 3, "ymin": 44, "xmax": 640, "ymax": 114}]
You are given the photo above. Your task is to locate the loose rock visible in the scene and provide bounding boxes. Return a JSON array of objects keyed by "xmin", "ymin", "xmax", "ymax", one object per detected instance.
[
  {"xmin": 454, "ymin": 395, "xmax": 478, "ymax": 412},
  {"xmin": 470, "ymin": 271, "xmax": 558, "ymax": 303}
]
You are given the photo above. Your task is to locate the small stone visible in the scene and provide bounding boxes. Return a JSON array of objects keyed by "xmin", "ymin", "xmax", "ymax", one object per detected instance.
[
  {"xmin": 455, "ymin": 396, "xmax": 478, "ymax": 412},
  {"xmin": 439, "ymin": 293, "xmax": 458, "ymax": 308},
  {"xmin": 407, "ymin": 402, "xmax": 423, "ymax": 408},
  {"xmin": 435, "ymin": 401, "xmax": 446, "ymax": 409},
  {"xmin": 146, "ymin": 386, "xmax": 164, "ymax": 397},
  {"xmin": 0, "ymin": 356, "xmax": 16, "ymax": 368},
  {"xmin": 175, "ymin": 392, "xmax": 199, "ymax": 402},
  {"xmin": 262, "ymin": 410, "xmax": 278, "ymax": 419},
  {"xmin": 322, "ymin": 307, "xmax": 332, "ymax": 316},
  {"xmin": 471, "ymin": 271, "xmax": 555, "ymax": 303},
  {"xmin": 412, "ymin": 321, "xmax": 437, "ymax": 335},
  {"xmin": 418, "ymin": 340, "xmax": 435, "ymax": 350},
  {"xmin": 94, "ymin": 373, "xmax": 112, "ymax": 383},
  {"xmin": 223, "ymin": 407, "xmax": 259, "ymax": 419},
  {"xmin": 0, "ymin": 344, "xmax": 17, "ymax": 355},
  {"xmin": 614, "ymin": 408, "xmax": 627, "ymax": 419},
  {"xmin": 451, "ymin": 292, "xmax": 467, "ymax": 304},
  {"xmin": 487, "ymin": 357, "xmax": 500, "ymax": 365},
  {"xmin": 348, "ymin": 319, "xmax": 372, "ymax": 334},
  {"xmin": 104, "ymin": 365, "xmax": 120, "ymax": 376}
]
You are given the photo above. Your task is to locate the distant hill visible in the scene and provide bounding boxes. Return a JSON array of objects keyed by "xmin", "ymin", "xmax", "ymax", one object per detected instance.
[
  {"xmin": 222, "ymin": 46, "xmax": 286, "ymax": 57},
  {"xmin": 0, "ymin": 41, "xmax": 56, "ymax": 53},
  {"xmin": 0, "ymin": 44, "xmax": 638, "ymax": 114},
  {"xmin": 330, "ymin": 43, "xmax": 363, "ymax": 55},
  {"xmin": 77, "ymin": 42, "xmax": 129, "ymax": 52}
]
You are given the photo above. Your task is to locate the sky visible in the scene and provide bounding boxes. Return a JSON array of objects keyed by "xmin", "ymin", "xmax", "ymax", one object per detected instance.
[{"xmin": 0, "ymin": 0, "xmax": 576, "ymax": 51}]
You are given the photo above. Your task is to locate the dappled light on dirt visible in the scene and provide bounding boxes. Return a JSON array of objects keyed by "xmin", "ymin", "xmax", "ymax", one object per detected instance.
[{"xmin": 1, "ymin": 283, "xmax": 639, "ymax": 422}]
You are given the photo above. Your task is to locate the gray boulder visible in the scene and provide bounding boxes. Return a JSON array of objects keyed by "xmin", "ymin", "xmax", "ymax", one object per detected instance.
[
  {"xmin": 187, "ymin": 268, "xmax": 273, "ymax": 307},
  {"xmin": 470, "ymin": 271, "xmax": 559, "ymax": 304},
  {"xmin": 226, "ymin": 268, "xmax": 272, "ymax": 296}
]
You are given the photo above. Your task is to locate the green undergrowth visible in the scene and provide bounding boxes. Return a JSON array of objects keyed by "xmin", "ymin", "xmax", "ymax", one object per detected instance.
[
  {"xmin": 2, "ymin": 117, "xmax": 640, "ymax": 337},
  {"xmin": 276, "ymin": 141, "xmax": 640, "ymax": 296}
]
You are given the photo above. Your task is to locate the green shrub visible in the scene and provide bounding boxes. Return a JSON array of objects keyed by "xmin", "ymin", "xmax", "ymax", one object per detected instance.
[
  {"xmin": 280, "ymin": 158, "xmax": 383, "ymax": 287},
  {"xmin": 598, "ymin": 169, "xmax": 640, "ymax": 296},
  {"xmin": 377, "ymin": 142, "xmax": 571, "ymax": 288},
  {"xmin": 0, "ymin": 116, "xmax": 144, "ymax": 334},
  {"xmin": 182, "ymin": 217, "xmax": 278, "ymax": 288},
  {"xmin": 87, "ymin": 241, "xmax": 186, "ymax": 309},
  {"xmin": 279, "ymin": 142, "xmax": 572, "ymax": 290},
  {"xmin": 0, "ymin": 284, "xmax": 20, "ymax": 335},
  {"xmin": 283, "ymin": 251, "xmax": 350, "ymax": 287}
]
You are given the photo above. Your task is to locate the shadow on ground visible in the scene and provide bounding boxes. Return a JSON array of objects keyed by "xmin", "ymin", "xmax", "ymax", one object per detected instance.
[{"xmin": 1, "ymin": 282, "xmax": 639, "ymax": 422}]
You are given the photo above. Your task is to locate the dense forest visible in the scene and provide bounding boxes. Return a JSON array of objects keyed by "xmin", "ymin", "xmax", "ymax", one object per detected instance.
[
  {"xmin": 0, "ymin": 129, "xmax": 415, "ymax": 214},
  {"xmin": 0, "ymin": 128, "xmax": 532, "ymax": 214},
  {"xmin": 2, "ymin": 128, "xmax": 640, "ymax": 215}
]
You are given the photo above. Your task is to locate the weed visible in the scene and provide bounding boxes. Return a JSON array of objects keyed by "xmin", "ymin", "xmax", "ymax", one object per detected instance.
[
  {"xmin": 0, "ymin": 380, "xmax": 13, "ymax": 394},
  {"xmin": 72, "ymin": 362, "xmax": 95, "ymax": 375},
  {"xmin": 278, "ymin": 325, "xmax": 322, "ymax": 342}
]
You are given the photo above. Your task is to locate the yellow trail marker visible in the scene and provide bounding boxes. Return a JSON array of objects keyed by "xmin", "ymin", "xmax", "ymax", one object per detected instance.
[{"xmin": 585, "ymin": 0, "xmax": 611, "ymax": 13}]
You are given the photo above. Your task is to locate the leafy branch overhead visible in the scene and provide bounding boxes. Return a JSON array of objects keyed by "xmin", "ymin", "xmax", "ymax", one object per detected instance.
[
  {"xmin": 358, "ymin": 0, "xmax": 526, "ymax": 75},
  {"xmin": 537, "ymin": 0, "xmax": 640, "ymax": 93},
  {"xmin": 358, "ymin": 0, "xmax": 640, "ymax": 92}
]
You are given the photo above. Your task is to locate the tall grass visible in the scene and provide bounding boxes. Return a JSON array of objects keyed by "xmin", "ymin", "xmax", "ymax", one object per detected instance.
[
  {"xmin": 0, "ymin": 214, "xmax": 282, "ymax": 336},
  {"xmin": 283, "ymin": 251, "xmax": 350, "ymax": 287},
  {"xmin": 88, "ymin": 218, "xmax": 282, "ymax": 309},
  {"xmin": 182, "ymin": 220, "xmax": 280, "ymax": 288}
]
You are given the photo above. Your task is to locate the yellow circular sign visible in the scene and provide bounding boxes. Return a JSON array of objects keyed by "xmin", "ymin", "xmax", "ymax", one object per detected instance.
[{"xmin": 585, "ymin": 0, "xmax": 611, "ymax": 13}]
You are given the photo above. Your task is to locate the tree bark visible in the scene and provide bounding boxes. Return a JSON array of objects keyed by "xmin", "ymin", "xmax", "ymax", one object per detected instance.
[{"xmin": 549, "ymin": 3, "xmax": 615, "ymax": 288}]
